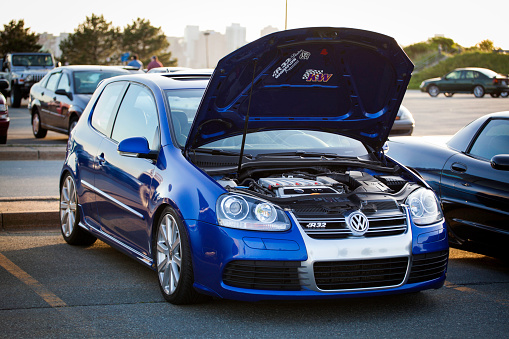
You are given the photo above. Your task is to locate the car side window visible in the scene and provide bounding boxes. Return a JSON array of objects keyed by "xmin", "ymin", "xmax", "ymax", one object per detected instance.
[
  {"xmin": 445, "ymin": 71, "xmax": 461, "ymax": 80},
  {"xmin": 469, "ymin": 119, "xmax": 509, "ymax": 160},
  {"xmin": 57, "ymin": 73, "xmax": 71, "ymax": 92},
  {"xmin": 464, "ymin": 71, "xmax": 475, "ymax": 79},
  {"xmin": 111, "ymin": 84, "xmax": 159, "ymax": 151},
  {"xmin": 45, "ymin": 72, "xmax": 61, "ymax": 92},
  {"xmin": 91, "ymin": 82, "xmax": 126, "ymax": 136}
]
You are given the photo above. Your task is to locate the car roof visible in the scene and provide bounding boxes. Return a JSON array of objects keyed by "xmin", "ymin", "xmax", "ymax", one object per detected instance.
[
  {"xmin": 454, "ymin": 67, "xmax": 493, "ymax": 72},
  {"xmin": 54, "ymin": 65, "xmax": 132, "ymax": 72},
  {"xmin": 102, "ymin": 73, "xmax": 209, "ymax": 90}
]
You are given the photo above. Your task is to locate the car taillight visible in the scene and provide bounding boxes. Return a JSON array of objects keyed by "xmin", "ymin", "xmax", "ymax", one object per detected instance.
[{"xmin": 493, "ymin": 78, "xmax": 499, "ymax": 84}]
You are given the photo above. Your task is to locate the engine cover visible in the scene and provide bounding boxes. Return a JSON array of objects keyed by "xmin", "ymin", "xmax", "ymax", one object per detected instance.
[{"xmin": 258, "ymin": 177, "xmax": 344, "ymax": 198}]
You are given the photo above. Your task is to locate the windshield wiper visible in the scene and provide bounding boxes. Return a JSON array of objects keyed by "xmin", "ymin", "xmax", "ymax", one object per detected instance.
[
  {"xmin": 193, "ymin": 148, "xmax": 252, "ymax": 158},
  {"xmin": 255, "ymin": 151, "xmax": 357, "ymax": 159}
]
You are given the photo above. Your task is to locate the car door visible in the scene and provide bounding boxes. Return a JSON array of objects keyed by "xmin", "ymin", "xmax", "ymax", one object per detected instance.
[
  {"xmin": 79, "ymin": 81, "xmax": 128, "ymax": 227},
  {"xmin": 94, "ymin": 82, "xmax": 160, "ymax": 255},
  {"xmin": 440, "ymin": 118, "xmax": 509, "ymax": 246},
  {"xmin": 39, "ymin": 71, "xmax": 61, "ymax": 129},
  {"xmin": 440, "ymin": 70, "xmax": 462, "ymax": 92},
  {"xmin": 52, "ymin": 71, "xmax": 73, "ymax": 132},
  {"xmin": 458, "ymin": 70, "xmax": 474, "ymax": 92}
]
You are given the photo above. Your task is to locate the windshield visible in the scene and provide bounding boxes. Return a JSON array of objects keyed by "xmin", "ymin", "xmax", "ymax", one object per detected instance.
[
  {"xmin": 480, "ymin": 69, "xmax": 499, "ymax": 78},
  {"xmin": 73, "ymin": 71, "xmax": 127, "ymax": 94},
  {"xmin": 12, "ymin": 54, "xmax": 53, "ymax": 67},
  {"xmin": 165, "ymin": 87, "xmax": 368, "ymax": 157},
  {"xmin": 201, "ymin": 130, "xmax": 369, "ymax": 157}
]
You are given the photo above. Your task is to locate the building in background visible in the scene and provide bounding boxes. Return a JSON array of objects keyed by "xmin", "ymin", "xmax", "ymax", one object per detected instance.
[
  {"xmin": 260, "ymin": 25, "xmax": 279, "ymax": 38},
  {"xmin": 45, "ymin": 23, "xmax": 275, "ymax": 68},
  {"xmin": 38, "ymin": 32, "xmax": 69, "ymax": 58}
]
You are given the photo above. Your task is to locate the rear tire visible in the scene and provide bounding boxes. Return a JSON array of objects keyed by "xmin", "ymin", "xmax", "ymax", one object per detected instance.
[
  {"xmin": 473, "ymin": 85, "xmax": 485, "ymax": 98},
  {"xmin": 155, "ymin": 207, "xmax": 205, "ymax": 304},
  {"xmin": 490, "ymin": 93, "xmax": 500, "ymax": 98},
  {"xmin": 444, "ymin": 92, "xmax": 454, "ymax": 97},
  {"xmin": 427, "ymin": 85, "xmax": 439, "ymax": 97},
  {"xmin": 60, "ymin": 173, "xmax": 97, "ymax": 246},
  {"xmin": 10, "ymin": 85, "xmax": 21, "ymax": 108},
  {"xmin": 32, "ymin": 110, "xmax": 47, "ymax": 138},
  {"xmin": 501, "ymin": 92, "xmax": 508, "ymax": 98}
]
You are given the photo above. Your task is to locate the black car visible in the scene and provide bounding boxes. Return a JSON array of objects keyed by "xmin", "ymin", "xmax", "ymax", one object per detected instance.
[
  {"xmin": 420, "ymin": 68, "xmax": 509, "ymax": 98},
  {"xmin": 386, "ymin": 112, "xmax": 509, "ymax": 257},
  {"xmin": 28, "ymin": 65, "xmax": 130, "ymax": 138}
]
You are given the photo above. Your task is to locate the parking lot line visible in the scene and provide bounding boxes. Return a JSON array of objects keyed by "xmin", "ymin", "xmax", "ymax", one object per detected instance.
[{"xmin": 0, "ymin": 251, "xmax": 66, "ymax": 307}]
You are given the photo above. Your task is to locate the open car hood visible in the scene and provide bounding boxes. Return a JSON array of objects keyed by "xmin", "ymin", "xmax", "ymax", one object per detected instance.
[{"xmin": 185, "ymin": 27, "xmax": 413, "ymax": 153}]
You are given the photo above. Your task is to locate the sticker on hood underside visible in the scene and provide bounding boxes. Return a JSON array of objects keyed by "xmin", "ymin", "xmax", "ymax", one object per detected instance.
[{"xmin": 273, "ymin": 49, "xmax": 310, "ymax": 78}]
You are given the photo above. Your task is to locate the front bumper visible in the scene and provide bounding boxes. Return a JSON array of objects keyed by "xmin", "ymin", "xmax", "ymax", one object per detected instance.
[
  {"xmin": 0, "ymin": 119, "xmax": 9, "ymax": 135},
  {"xmin": 187, "ymin": 212, "xmax": 448, "ymax": 301}
]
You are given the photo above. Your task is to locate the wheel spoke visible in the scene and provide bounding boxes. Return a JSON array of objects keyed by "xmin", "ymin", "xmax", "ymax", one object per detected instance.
[
  {"xmin": 171, "ymin": 236, "xmax": 180, "ymax": 253},
  {"xmin": 162, "ymin": 261, "xmax": 171, "ymax": 292},
  {"xmin": 157, "ymin": 241, "xmax": 168, "ymax": 254}
]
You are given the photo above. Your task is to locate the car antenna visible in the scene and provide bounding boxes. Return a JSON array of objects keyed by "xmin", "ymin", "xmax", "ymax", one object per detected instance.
[{"xmin": 237, "ymin": 58, "xmax": 258, "ymax": 176}]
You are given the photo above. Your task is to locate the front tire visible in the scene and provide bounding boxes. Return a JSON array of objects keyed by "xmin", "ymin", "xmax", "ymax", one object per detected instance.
[
  {"xmin": 490, "ymin": 93, "xmax": 500, "ymax": 98},
  {"xmin": 69, "ymin": 116, "xmax": 78, "ymax": 135},
  {"xmin": 473, "ymin": 85, "xmax": 485, "ymax": 98},
  {"xmin": 444, "ymin": 92, "xmax": 454, "ymax": 97},
  {"xmin": 10, "ymin": 85, "xmax": 21, "ymax": 108},
  {"xmin": 32, "ymin": 110, "xmax": 47, "ymax": 138},
  {"xmin": 501, "ymin": 92, "xmax": 508, "ymax": 98},
  {"xmin": 155, "ymin": 207, "xmax": 203, "ymax": 304},
  {"xmin": 427, "ymin": 85, "xmax": 439, "ymax": 97},
  {"xmin": 60, "ymin": 173, "xmax": 96, "ymax": 246}
]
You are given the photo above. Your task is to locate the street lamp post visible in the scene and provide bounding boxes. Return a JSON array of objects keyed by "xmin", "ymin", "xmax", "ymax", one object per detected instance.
[{"xmin": 204, "ymin": 31, "xmax": 210, "ymax": 68}]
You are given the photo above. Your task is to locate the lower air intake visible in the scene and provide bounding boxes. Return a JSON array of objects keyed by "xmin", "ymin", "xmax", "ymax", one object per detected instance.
[{"xmin": 223, "ymin": 260, "xmax": 302, "ymax": 291}]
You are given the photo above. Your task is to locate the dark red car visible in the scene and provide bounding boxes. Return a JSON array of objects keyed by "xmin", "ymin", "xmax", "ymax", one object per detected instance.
[{"xmin": 0, "ymin": 79, "xmax": 9, "ymax": 144}]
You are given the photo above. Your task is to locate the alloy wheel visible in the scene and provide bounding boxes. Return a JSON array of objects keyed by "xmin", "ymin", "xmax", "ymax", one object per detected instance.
[
  {"xmin": 157, "ymin": 213, "xmax": 182, "ymax": 295},
  {"xmin": 428, "ymin": 85, "xmax": 439, "ymax": 97},
  {"xmin": 60, "ymin": 175, "xmax": 77, "ymax": 237}
]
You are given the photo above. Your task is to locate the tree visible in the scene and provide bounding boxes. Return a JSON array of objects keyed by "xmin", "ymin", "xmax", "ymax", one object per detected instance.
[
  {"xmin": 0, "ymin": 19, "xmax": 41, "ymax": 55},
  {"xmin": 476, "ymin": 40, "xmax": 494, "ymax": 52},
  {"xmin": 122, "ymin": 18, "xmax": 177, "ymax": 67},
  {"xmin": 60, "ymin": 14, "xmax": 119, "ymax": 65}
]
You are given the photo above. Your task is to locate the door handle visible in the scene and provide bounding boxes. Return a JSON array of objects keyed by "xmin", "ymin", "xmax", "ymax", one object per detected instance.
[
  {"xmin": 97, "ymin": 153, "xmax": 106, "ymax": 166},
  {"xmin": 451, "ymin": 162, "xmax": 467, "ymax": 173}
]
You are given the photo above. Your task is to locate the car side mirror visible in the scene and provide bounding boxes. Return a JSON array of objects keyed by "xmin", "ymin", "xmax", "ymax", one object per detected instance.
[
  {"xmin": 55, "ymin": 89, "xmax": 73, "ymax": 100},
  {"xmin": 490, "ymin": 154, "xmax": 509, "ymax": 171},
  {"xmin": 118, "ymin": 137, "xmax": 158, "ymax": 160}
]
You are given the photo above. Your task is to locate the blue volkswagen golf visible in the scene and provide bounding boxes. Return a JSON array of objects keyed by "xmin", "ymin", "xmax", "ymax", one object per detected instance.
[{"xmin": 60, "ymin": 27, "xmax": 448, "ymax": 304}]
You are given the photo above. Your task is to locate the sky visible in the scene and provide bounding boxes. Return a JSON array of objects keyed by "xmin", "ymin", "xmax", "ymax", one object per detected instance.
[{"xmin": 2, "ymin": 0, "xmax": 509, "ymax": 49}]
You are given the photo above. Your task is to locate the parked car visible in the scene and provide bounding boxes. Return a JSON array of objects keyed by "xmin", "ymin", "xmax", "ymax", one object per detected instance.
[
  {"xmin": 28, "ymin": 65, "xmax": 130, "ymax": 138},
  {"xmin": 0, "ymin": 79, "xmax": 9, "ymax": 143},
  {"xmin": 1, "ymin": 52, "xmax": 56, "ymax": 107},
  {"xmin": 390, "ymin": 105, "xmax": 414, "ymax": 136},
  {"xmin": 420, "ymin": 67, "xmax": 509, "ymax": 98},
  {"xmin": 387, "ymin": 112, "xmax": 509, "ymax": 258},
  {"xmin": 60, "ymin": 28, "xmax": 448, "ymax": 304}
]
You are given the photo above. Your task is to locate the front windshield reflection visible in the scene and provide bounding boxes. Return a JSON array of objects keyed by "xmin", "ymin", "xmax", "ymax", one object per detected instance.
[{"xmin": 202, "ymin": 130, "xmax": 368, "ymax": 157}]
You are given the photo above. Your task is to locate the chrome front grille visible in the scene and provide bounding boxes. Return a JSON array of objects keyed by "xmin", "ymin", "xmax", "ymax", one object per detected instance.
[{"xmin": 299, "ymin": 215, "xmax": 407, "ymax": 239}]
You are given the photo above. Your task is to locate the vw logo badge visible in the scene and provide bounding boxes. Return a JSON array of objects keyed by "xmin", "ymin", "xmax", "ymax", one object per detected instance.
[{"xmin": 345, "ymin": 210, "xmax": 369, "ymax": 236}]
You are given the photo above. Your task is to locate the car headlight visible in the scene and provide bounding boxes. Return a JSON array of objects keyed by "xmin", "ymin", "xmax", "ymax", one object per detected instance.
[
  {"xmin": 25, "ymin": 75, "xmax": 33, "ymax": 82},
  {"xmin": 216, "ymin": 193, "xmax": 291, "ymax": 231},
  {"xmin": 406, "ymin": 188, "xmax": 443, "ymax": 225}
]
